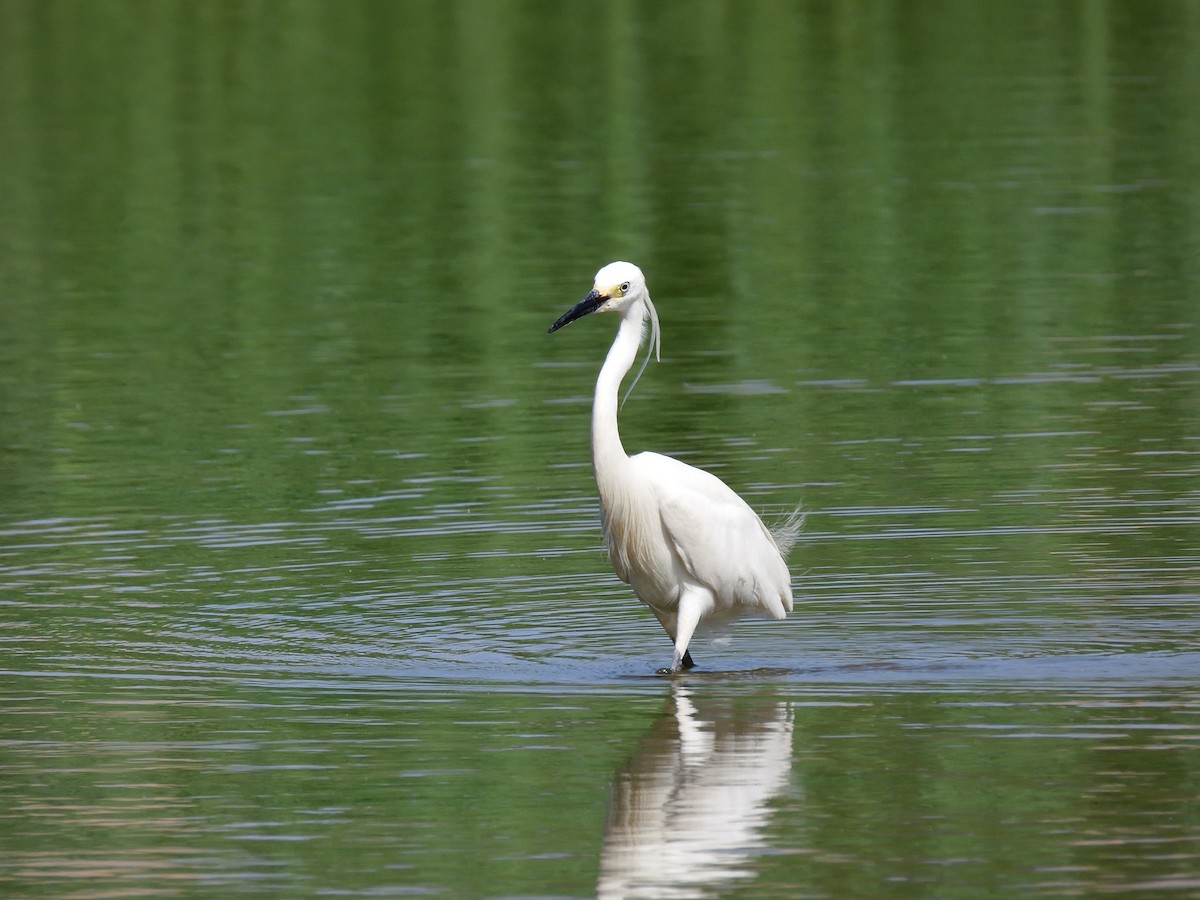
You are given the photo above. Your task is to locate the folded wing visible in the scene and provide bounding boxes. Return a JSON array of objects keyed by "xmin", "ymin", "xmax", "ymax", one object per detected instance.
[{"xmin": 632, "ymin": 452, "xmax": 793, "ymax": 619}]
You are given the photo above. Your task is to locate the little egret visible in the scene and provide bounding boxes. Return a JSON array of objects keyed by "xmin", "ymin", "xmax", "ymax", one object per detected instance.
[{"xmin": 548, "ymin": 262, "xmax": 797, "ymax": 675}]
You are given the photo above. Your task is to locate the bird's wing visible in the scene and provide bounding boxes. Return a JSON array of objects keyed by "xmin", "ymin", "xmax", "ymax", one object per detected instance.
[{"xmin": 633, "ymin": 453, "xmax": 792, "ymax": 618}]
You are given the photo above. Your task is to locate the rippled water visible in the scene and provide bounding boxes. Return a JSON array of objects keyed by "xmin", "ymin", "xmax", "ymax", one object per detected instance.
[
  {"xmin": 3, "ymin": 2, "xmax": 1200, "ymax": 897},
  {"xmin": 4, "ymin": 341, "xmax": 1197, "ymax": 895}
]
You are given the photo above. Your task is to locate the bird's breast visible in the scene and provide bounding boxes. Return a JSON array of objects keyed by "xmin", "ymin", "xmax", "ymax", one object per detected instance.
[{"xmin": 599, "ymin": 482, "xmax": 679, "ymax": 608}]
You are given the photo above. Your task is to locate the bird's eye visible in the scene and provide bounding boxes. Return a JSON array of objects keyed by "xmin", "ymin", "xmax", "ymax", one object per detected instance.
[{"xmin": 621, "ymin": 282, "xmax": 630, "ymax": 293}]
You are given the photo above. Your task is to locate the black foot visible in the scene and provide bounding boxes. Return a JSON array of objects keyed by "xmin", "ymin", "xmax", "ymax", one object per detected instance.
[{"xmin": 656, "ymin": 646, "xmax": 697, "ymax": 676}]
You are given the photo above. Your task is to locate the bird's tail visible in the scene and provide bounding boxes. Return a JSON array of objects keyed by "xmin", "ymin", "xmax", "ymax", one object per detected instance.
[{"xmin": 769, "ymin": 505, "xmax": 805, "ymax": 557}]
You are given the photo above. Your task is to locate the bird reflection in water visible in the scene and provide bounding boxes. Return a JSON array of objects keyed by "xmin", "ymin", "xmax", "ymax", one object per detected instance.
[{"xmin": 597, "ymin": 684, "xmax": 795, "ymax": 899}]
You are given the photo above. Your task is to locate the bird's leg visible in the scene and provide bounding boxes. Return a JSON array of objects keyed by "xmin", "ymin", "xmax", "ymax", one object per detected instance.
[
  {"xmin": 655, "ymin": 592, "xmax": 704, "ymax": 676},
  {"xmin": 656, "ymin": 648, "xmax": 697, "ymax": 675},
  {"xmin": 656, "ymin": 653, "xmax": 685, "ymax": 677}
]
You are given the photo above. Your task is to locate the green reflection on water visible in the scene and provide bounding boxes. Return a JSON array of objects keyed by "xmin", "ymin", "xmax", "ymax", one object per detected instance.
[
  {"xmin": 1, "ymin": 678, "xmax": 1197, "ymax": 897},
  {"xmin": 1, "ymin": 1, "xmax": 1198, "ymax": 897},
  {"xmin": 2, "ymin": 0, "xmax": 1197, "ymax": 519}
]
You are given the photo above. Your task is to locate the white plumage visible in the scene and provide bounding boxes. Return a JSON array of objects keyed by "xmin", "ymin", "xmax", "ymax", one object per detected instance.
[{"xmin": 549, "ymin": 261, "xmax": 796, "ymax": 674}]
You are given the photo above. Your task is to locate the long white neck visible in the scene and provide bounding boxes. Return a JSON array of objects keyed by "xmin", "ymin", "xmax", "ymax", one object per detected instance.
[{"xmin": 591, "ymin": 299, "xmax": 646, "ymax": 492}]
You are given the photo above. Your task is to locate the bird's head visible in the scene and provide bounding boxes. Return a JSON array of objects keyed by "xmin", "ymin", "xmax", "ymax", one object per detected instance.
[
  {"xmin": 547, "ymin": 261, "xmax": 647, "ymax": 333},
  {"xmin": 547, "ymin": 261, "xmax": 661, "ymax": 408}
]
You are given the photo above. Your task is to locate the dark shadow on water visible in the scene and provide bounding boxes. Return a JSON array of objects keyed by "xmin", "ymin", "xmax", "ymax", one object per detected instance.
[
  {"xmin": 623, "ymin": 666, "xmax": 803, "ymax": 680},
  {"xmin": 619, "ymin": 658, "xmax": 950, "ymax": 681},
  {"xmin": 611, "ymin": 650, "xmax": 1200, "ymax": 688}
]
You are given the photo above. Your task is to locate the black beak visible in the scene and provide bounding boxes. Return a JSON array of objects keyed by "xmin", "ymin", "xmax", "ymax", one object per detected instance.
[{"xmin": 547, "ymin": 289, "xmax": 606, "ymax": 334}]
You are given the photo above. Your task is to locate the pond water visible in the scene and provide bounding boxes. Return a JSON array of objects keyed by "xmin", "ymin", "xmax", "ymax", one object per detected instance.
[{"xmin": 2, "ymin": 2, "xmax": 1198, "ymax": 897}]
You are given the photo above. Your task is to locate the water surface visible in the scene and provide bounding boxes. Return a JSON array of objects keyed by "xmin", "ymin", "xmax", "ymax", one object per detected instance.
[{"xmin": 1, "ymin": 2, "xmax": 1198, "ymax": 897}]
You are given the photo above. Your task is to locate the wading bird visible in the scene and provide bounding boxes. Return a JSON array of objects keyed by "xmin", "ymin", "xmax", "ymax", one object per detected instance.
[{"xmin": 548, "ymin": 262, "xmax": 798, "ymax": 674}]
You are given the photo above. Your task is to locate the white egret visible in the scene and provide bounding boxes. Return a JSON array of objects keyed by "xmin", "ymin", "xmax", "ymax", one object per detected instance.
[{"xmin": 548, "ymin": 262, "xmax": 798, "ymax": 674}]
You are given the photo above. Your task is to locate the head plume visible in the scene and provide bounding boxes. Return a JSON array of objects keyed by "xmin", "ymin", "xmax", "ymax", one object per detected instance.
[{"xmin": 622, "ymin": 292, "xmax": 660, "ymax": 409}]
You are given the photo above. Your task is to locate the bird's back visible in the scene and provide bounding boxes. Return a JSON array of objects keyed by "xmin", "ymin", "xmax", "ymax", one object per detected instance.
[{"xmin": 618, "ymin": 451, "xmax": 793, "ymax": 620}]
